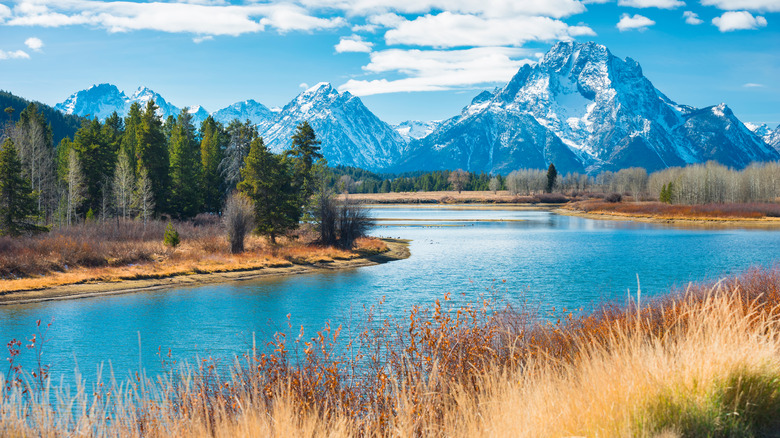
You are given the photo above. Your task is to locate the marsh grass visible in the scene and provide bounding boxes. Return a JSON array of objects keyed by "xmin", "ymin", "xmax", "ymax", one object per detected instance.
[
  {"xmin": 572, "ymin": 199, "xmax": 780, "ymax": 219},
  {"xmin": 0, "ymin": 220, "xmax": 388, "ymax": 292},
  {"xmin": 2, "ymin": 268, "xmax": 780, "ymax": 436}
]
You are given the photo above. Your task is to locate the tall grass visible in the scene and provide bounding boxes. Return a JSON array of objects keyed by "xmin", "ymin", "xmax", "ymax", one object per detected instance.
[
  {"xmin": 572, "ymin": 199, "xmax": 780, "ymax": 219},
  {"xmin": 2, "ymin": 268, "xmax": 780, "ymax": 436}
]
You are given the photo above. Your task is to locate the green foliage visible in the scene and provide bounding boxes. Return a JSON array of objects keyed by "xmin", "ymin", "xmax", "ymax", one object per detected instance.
[
  {"xmin": 0, "ymin": 90, "xmax": 83, "ymax": 145},
  {"xmin": 85, "ymin": 208, "xmax": 95, "ymax": 221},
  {"xmin": 0, "ymin": 139, "xmax": 46, "ymax": 236},
  {"xmin": 120, "ymin": 102, "xmax": 142, "ymax": 175},
  {"xmin": 163, "ymin": 221, "xmax": 180, "ymax": 248},
  {"xmin": 200, "ymin": 116, "xmax": 226, "ymax": 213},
  {"xmin": 660, "ymin": 181, "xmax": 675, "ymax": 204},
  {"xmin": 168, "ymin": 109, "xmax": 202, "ymax": 219},
  {"xmin": 71, "ymin": 118, "xmax": 116, "ymax": 214},
  {"xmin": 287, "ymin": 121, "xmax": 325, "ymax": 205},
  {"xmin": 238, "ymin": 137, "xmax": 299, "ymax": 244},
  {"xmin": 546, "ymin": 163, "xmax": 558, "ymax": 193},
  {"xmin": 136, "ymin": 100, "xmax": 169, "ymax": 215}
]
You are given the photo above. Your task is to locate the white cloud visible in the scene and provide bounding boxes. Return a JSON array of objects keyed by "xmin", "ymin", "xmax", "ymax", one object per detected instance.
[
  {"xmin": 701, "ymin": 0, "xmax": 780, "ymax": 12},
  {"xmin": 0, "ymin": 3, "xmax": 11, "ymax": 21},
  {"xmin": 743, "ymin": 83, "xmax": 765, "ymax": 88},
  {"xmin": 24, "ymin": 37, "xmax": 44, "ymax": 51},
  {"xmin": 299, "ymin": 0, "xmax": 587, "ymax": 19},
  {"xmin": 335, "ymin": 35, "xmax": 373, "ymax": 52},
  {"xmin": 712, "ymin": 10, "xmax": 767, "ymax": 31},
  {"xmin": 384, "ymin": 12, "xmax": 595, "ymax": 48},
  {"xmin": 618, "ymin": 0, "xmax": 685, "ymax": 8},
  {"xmin": 299, "ymin": 82, "xmax": 309, "ymax": 89},
  {"xmin": 192, "ymin": 35, "xmax": 214, "ymax": 43},
  {"xmin": 4, "ymin": 1, "xmax": 343, "ymax": 36},
  {"xmin": 683, "ymin": 10, "xmax": 703, "ymax": 24},
  {"xmin": 0, "ymin": 49, "xmax": 30, "ymax": 60},
  {"xmin": 339, "ymin": 46, "xmax": 533, "ymax": 95},
  {"xmin": 617, "ymin": 13, "xmax": 656, "ymax": 31}
]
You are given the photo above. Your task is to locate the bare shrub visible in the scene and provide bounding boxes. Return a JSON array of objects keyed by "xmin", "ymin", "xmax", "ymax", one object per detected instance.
[
  {"xmin": 337, "ymin": 199, "xmax": 373, "ymax": 249},
  {"xmin": 605, "ymin": 192, "xmax": 622, "ymax": 203},
  {"xmin": 223, "ymin": 192, "xmax": 254, "ymax": 254}
]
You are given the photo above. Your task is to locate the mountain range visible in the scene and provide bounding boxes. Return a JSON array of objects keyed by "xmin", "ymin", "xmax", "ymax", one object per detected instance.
[{"xmin": 54, "ymin": 41, "xmax": 780, "ymax": 174}]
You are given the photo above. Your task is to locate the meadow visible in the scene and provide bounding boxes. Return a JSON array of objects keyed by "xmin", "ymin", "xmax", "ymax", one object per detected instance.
[{"xmin": 2, "ymin": 267, "xmax": 780, "ymax": 437}]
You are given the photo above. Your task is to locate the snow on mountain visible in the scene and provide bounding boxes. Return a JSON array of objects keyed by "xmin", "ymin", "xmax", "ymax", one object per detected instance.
[
  {"xmin": 55, "ymin": 84, "xmax": 129, "ymax": 121},
  {"xmin": 212, "ymin": 99, "xmax": 274, "ymax": 128},
  {"xmin": 259, "ymin": 83, "xmax": 407, "ymax": 170},
  {"xmin": 747, "ymin": 122, "xmax": 780, "ymax": 153},
  {"xmin": 397, "ymin": 41, "xmax": 779, "ymax": 174},
  {"xmin": 393, "ymin": 120, "xmax": 441, "ymax": 141},
  {"xmin": 187, "ymin": 105, "xmax": 210, "ymax": 126}
]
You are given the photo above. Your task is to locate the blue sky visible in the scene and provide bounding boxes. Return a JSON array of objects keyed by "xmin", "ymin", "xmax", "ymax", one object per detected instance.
[{"xmin": 0, "ymin": 0, "xmax": 778, "ymax": 126}]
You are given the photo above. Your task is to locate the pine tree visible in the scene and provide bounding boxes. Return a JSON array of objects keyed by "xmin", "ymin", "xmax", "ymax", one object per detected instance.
[
  {"xmin": 136, "ymin": 100, "xmax": 169, "ymax": 215},
  {"xmin": 120, "ymin": 102, "xmax": 142, "ymax": 175},
  {"xmin": 221, "ymin": 119, "xmax": 257, "ymax": 192},
  {"xmin": 546, "ymin": 163, "xmax": 558, "ymax": 193},
  {"xmin": 168, "ymin": 109, "xmax": 201, "ymax": 219},
  {"xmin": 286, "ymin": 121, "xmax": 324, "ymax": 203},
  {"xmin": 72, "ymin": 118, "xmax": 115, "ymax": 215},
  {"xmin": 0, "ymin": 138, "xmax": 45, "ymax": 236},
  {"xmin": 200, "ymin": 116, "xmax": 226, "ymax": 213},
  {"xmin": 238, "ymin": 137, "xmax": 298, "ymax": 244}
]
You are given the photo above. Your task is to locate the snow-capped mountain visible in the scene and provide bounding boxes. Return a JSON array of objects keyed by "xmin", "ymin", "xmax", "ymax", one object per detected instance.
[
  {"xmin": 55, "ymin": 84, "xmax": 129, "ymax": 121},
  {"xmin": 393, "ymin": 120, "xmax": 441, "ymax": 142},
  {"xmin": 747, "ymin": 122, "xmax": 780, "ymax": 153},
  {"xmin": 397, "ymin": 41, "xmax": 779, "ymax": 174},
  {"xmin": 258, "ymin": 83, "xmax": 407, "ymax": 169},
  {"xmin": 56, "ymin": 84, "xmax": 205, "ymax": 123},
  {"xmin": 212, "ymin": 99, "xmax": 275, "ymax": 128}
]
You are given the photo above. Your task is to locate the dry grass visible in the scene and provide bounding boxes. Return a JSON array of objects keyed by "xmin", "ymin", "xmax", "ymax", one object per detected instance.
[
  {"xmin": 569, "ymin": 199, "xmax": 780, "ymax": 220},
  {"xmin": 3, "ymin": 268, "xmax": 780, "ymax": 436},
  {"xmin": 0, "ymin": 220, "xmax": 389, "ymax": 292}
]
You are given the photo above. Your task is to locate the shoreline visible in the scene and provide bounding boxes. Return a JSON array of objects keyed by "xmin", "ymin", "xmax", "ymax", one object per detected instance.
[
  {"xmin": 557, "ymin": 207, "xmax": 780, "ymax": 228},
  {"xmin": 0, "ymin": 239, "xmax": 411, "ymax": 306}
]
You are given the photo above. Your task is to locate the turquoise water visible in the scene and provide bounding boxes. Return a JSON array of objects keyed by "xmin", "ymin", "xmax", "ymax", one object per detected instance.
[{"xmin": 1, "ymin": 207, "xmax": 779, "ymax": 383}]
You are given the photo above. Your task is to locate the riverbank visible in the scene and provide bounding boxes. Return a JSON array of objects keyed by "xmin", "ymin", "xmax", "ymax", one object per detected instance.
[
  {"xmin": 561, "ymin": 200, "xmax": 780, "ymax": 228},
  {"xmin": 0, "ymin": 238, "xmax": 410, "ymax": 305}
]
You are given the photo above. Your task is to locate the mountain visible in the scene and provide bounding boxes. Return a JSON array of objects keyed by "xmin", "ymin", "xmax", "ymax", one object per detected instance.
[
  {"xmin": 397, "ymin": 41, "xmax": 779, "ymax": 174},
  {"xmin": 394, "ymin": 120, "xmax": 441, "ymax": 142},
  {"xmin": 56, "ymin": 84, "xmax": 206, "ymax": 124},
  {"xmin": 212, "ymin": 99, "xmax": 275, "ymax": 128},
  {"xmin": 746, "ymin": 122, "xmax": 780, "ymax": 153},
  {"xmin": 258, "ymin": 83, "xmax": 407, "ymax": 169}
]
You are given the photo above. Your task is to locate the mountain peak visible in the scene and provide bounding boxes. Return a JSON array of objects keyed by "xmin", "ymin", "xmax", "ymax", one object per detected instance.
[{"xmin": 304, "ymin": 82, "xmax": 336, "ymax": 94}]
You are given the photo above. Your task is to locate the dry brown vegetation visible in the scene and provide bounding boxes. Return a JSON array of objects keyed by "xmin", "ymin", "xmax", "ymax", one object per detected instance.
[
  {"xmin": 0, "ymin": 220, "xmax": 389, "ymax": 293},
  {"xmin": 3, "ymin": 267, "xmax": 780, "ymax": 436},
  {"xmin": 568, "ymin": 199, "xmax": 780, "ymax": 221}
]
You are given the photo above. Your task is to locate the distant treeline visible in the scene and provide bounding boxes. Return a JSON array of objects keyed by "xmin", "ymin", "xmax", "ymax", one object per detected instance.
[
  {"xmin": 325, "ymin": 166, "xmax": 503, "ymax": 193},
  {"xmin": 0, "ymin": 90, "xmax": 84, "ymax": 145}
]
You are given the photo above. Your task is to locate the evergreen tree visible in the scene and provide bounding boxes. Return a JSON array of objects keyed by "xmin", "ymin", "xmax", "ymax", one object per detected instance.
[
  {"xmin": 136, "ymin": 100, "xmax": 169, "ymax": 215},
  {"xmin": 238, "ymin": 137, "xmax": 298, "ymax": 244},
  {"xmin": 0, "ymin": 138, "xmax": 45, "ymax": 236},
  {"xmin": 72, "ymin": 118, "xmax": 115, "ymax": 214},
  {"xmin": 221, "ymin": 119, "xmax": 257, "ymax": 192},
  {"xmin": 286, "ymin": 121, "xmax": 324, "ymax": 201},
  {"xmin": 120, "ymin": 102, "xmax": 142, "ymax": 175},
  {"xmin": 200, "ymin": 116, "xmax": 226, "ymax": 213},
  {"xmin": 546, "ymin": 163, "xmax": 558, "ymax": 193},
  {"xmin": 168, "ymin": 109, "xmax": 201, "ymax": 219}
]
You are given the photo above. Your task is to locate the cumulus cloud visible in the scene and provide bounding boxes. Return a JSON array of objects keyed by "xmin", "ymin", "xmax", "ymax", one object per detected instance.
[
  {"xmin": 335, "ymin": 35, "xmax": 373, "ymax": 52},
  {"xmin": 24, "ymin": 37, "xmax": 44, "ymax": 51},
  {"xmin": 0, "ymin": 49, "xmax": 30, "ymax": 60},
  {"xmin": 3, "ymin": 1, "xmax": 343, "ymax": 36},
  {"xmin": 0, "ymin": 3, "xmax": 11, "ymax": 20},
  {"xmin": 618, "ymin": 0, "xmax": 684, "ymax": 9},
  {"xmin": 683, "ymin": 11, "xmax": 703, "ymax": 24},
  {"xmin": 299, "ymin": 0, "xmax": 587, "ymax": 19},
  {"xmin": 617, "ymin": 13, "xmax": 656, "ymax": 31},
  {"xmin": 384, "ymin": 12, "xmax": 595, "ymax": 48},
  {"xmin": 712, "ymin": 10, "xmax": 767, "ymax": 31},
  {"xmin": 701, "ymin": 0, "xmax": 780, "ymax": 12},
  {"xmin": 339, "ymin": 47, "xmax": 533, "ymax": 95}
]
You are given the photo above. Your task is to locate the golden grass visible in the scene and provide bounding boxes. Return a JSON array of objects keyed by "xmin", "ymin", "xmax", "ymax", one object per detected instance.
[
  {"xmin": 340, "ymin": 190, "xmax": 569, "ymax": 204},
  {"xmin": 568, "ymin": 199, "xmax": 780, "ymax": 221},
  {"xmin": 0, "ymin": 222, "xmax": 389, "ymax": 293},
  {"xmin": 3, "ymin": 268, "xmax": 780, "ymax": 436}
]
